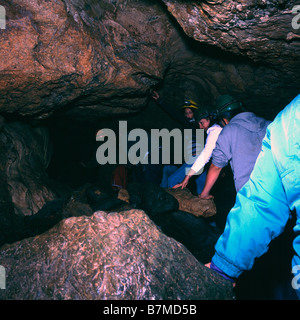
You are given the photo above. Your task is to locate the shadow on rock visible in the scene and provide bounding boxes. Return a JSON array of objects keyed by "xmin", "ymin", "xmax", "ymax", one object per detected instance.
[
  {"xmin": 21, "ymin": 184, "xmax": 129, "ymax": 241},
  {"xmin": 127, "ymin": 182, "xmax": 221, "ymax": 264},
  {"xmin": 8, "ymin": 182, "xmax": 220, "ymax": 266}
]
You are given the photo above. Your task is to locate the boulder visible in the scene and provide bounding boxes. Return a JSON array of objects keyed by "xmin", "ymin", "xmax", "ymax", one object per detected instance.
[
  {"xmin": 141, "ymin": 183, "xmax": 179, "ymax": 216},
  {"xmin": 117, "ymin": 188, "xmax": 130, "ymax": 203},
  {"xmin": 85, "ymin": 184, "xmax": 126, "ymax": 212},
  {"xmin": 0, "ymin": 209, "xmax": 234, "ymax": 300},
  {"xmin": 126, "ymin": 183, "xmax": 219, "ymax": 264},
  {"xmin": 165, "ymin": 188, "xmax": 216, "ymax": 218},
  {"xmin": 127, "ymin": 182, "xmax": 179, "ymax": 215}
]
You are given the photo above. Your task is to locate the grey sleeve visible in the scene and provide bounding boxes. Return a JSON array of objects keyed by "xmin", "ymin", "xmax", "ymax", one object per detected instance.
[{"xmin": 211, "ymin": 127, "xmax": 232, "ymax": 168}]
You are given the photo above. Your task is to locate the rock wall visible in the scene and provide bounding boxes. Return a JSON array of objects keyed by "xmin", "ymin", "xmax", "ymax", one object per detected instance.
[
  {"xmin": 160, "ymin": 0, "xmax": 300, "ymax": 118},
  {"xmin": 1, "ymin": 1, "xmax": 299, "ymax": 121},
  {"xmin": 163, "ymin": 0, "xmax": 300, "ymax": 66},
  {"xmin": 0, "ymin": 0, "xmax": 299, "ymax": 301},
  {"xmin": 0, "ymin": 119, "xmax": 58, "ymax": 217},
  {"xmin": 0, "ymin": 0, "xmax": 174, "ymax": 120}
]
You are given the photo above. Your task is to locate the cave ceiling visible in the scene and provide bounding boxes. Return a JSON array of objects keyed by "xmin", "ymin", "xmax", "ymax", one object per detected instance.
[{"xmin": 0, "ymin": 0, "xmax": 299, "ymax": 124}]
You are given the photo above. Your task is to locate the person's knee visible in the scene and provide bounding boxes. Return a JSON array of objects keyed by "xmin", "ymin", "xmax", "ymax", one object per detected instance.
[{"xmin": 167, "ymin": 176, "xmax": 175, "ymax": 188}]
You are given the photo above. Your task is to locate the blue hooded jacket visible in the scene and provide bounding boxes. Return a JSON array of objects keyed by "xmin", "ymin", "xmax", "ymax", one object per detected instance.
[{"xmin": 211, "ymin": 94, "xmax": 300, "ymax": 298}]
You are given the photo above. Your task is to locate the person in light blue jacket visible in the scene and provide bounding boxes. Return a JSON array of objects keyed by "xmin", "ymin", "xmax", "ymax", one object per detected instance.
[{"xmin": 210, "ymin": 94, "xmax": 300, "ymax": 299}]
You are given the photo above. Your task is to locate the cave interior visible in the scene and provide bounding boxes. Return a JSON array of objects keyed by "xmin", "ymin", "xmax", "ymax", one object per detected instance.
[{"xmin": 0, "ymin": 0, "xmax": 299, "ymax": 300}]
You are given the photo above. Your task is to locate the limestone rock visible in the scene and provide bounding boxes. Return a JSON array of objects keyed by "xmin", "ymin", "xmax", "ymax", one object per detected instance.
[
  {"xmin": 165, "ymin": 188, "xmax": 216, "ymax": 218},
  {"xmin": 0, "ymin": 0, "xmax": 299, "ymax": 122},
  {"xmin": 114, "ymin": 183, "xmax": 219, "ymax": 264},
  {"xmin": 163, "ymin": 0, "xmax": 300, "ymax": 67},
  {"xmin": 117, "ymin": 188, "xmax": 130, "ymax": 203},
  {"xmin": 0, "ymin": 209, "xmax": 234, "ymax": 300},
  {"xmin": 0, "ymin": 120, "xmax": 59, "ymax": 217},
  {"xmin": 127, "ymin": 182, "xmax": 179, "ymax": 215},
  {"xmin": 0, "ymin": 0, "xmax": 173, "ymax": 120}
]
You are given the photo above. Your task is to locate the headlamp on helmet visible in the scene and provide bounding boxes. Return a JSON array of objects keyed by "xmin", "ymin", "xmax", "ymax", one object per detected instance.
[{"xmin": 181, "ymin": 99, "xmax": 199, "ymax": 109}]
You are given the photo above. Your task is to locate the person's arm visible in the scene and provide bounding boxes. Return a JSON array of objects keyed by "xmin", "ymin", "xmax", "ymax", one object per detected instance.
[
  {"xmin": 173, "ymin": 126, "xmax": 223, "ymax": 190},
  {"xmin": 172, "ymin": 168, "xmax": 196, "ymax": 189},
  {"xmin": 198, "ymin": 125, "xmax": 231, "ymax": 199},
  {"xmin": 198, "ymin": 163, "xmax": 222, "ymax": 199},
  {"xmin": 191, "ymin": 125, "xmax": 222, "ymax": 174},
  {"xmin": 152, "ymin": 91, "xmax": 193, "ymax": 127}
]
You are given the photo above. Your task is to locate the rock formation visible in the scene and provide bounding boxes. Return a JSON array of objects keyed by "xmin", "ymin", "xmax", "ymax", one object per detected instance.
[
  {"xmin": 0, "ymin": 1, "xmax": 299, "ymax": 121},
  {"xmin": 160, "ymin": 0, "xmax": 300, "ymax": 118},
  {"xmin": 163, "ymin": 0, "xmax": 300, "ymax": 65},
  {"xmin": 0, "ymin": 0, "xmax": 173, "ymax": 120},
  {"xmin": 0, "ymin": 117, "xmax": 64, "ymax": 244},
  {"xmin": 165, "ymin": 187, "xmax": 216, "ymax": 218},
  {"xmin": 0, "ymin": 118, "xmax": 57, "ymax": 216},
  {"xmin": 0, "ymin": 209, "xmax": 234, "ymax": 300}
]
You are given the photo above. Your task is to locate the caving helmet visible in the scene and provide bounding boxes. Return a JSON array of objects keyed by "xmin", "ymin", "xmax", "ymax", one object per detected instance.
[
  {"xmin": 194, "ymin": 108, "xmax": 212, "ymax": 122},
  {"xmin": 213, "ymin": 95, "xmax": 243, "ymax": 121},
  {"xmin": 181, "ymin": 99, "xmax": 199, "ymax": 110}
]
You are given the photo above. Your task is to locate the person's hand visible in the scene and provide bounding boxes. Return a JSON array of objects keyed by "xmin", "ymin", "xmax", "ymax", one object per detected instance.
[
  {"xmin": 173, "ymin": 182, "xmax": 183, "ymax": 189},
  {"xmin": 152, "ymin": 90, "xmax": 159, "ymax": 100},
  {"xmin": 172, "ymin": 176, "xmax": 190, "ymax": 189},
  {"xmin": 198, "ymin": 193, "xmax": 214, "ymax": 200}
]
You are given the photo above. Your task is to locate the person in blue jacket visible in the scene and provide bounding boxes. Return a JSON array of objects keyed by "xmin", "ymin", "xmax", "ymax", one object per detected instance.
[{"xmin": 209, "ymin": 94, "xmax": 300, "ymax": 299}]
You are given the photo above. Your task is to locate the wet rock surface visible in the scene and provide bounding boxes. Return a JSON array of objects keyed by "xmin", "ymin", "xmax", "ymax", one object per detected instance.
[{"xmin": 0, "ymin": 209, "xmax": 234, "ymax": 300}]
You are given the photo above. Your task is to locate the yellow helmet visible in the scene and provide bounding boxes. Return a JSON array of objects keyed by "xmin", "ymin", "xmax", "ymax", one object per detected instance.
[{"xmin": 181, "ymin": 99, "xmax": 199, "ymax": 110}]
